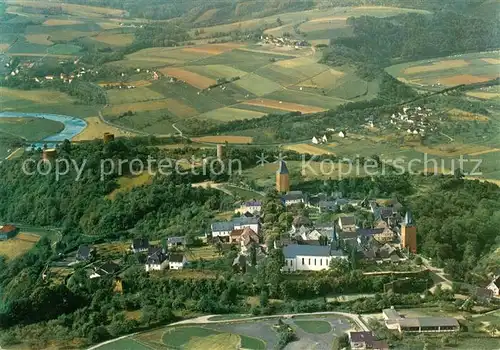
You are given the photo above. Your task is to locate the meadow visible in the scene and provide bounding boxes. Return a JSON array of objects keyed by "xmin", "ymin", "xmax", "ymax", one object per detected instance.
[
  {"xmin": 386, "ymin": 51, "xmax": 500, "ymax": 90},
  {"xmin": 0, "ymin": 116, "xmax": 64, "ymax": 140}
]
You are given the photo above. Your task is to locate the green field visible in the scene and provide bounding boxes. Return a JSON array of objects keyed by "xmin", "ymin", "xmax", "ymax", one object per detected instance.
[
  {"xmin": 107, "ymin": 86, "xmax": 165, "ymax": 104},
  {"xmin": 294, "ymin": 320, "xmax": 332, "ymax": 334},
  {"xmin": 0, "ymin": 117, "xmax": 64, "ymax": 140},
  {"xmin": 47, "ymin": 43, "xmax": 82, "ymax": 55},
  {"xmin": 191, "ymin": 49, "xmax": 295, "ymax": 72},
  {"xmin": 264, "ymin": 89, "xmax": 347, "ymax": 109},
  {"xmin": 199, "ymin": 107, "xmax": 265, "ymax": 121},
  {"xmin": 386, "ymin": 51, "xmax": 500, "ymax": 90},
  {"xmin": 95, "ymin": 338, "xmax": 149, "ymax": 350}
]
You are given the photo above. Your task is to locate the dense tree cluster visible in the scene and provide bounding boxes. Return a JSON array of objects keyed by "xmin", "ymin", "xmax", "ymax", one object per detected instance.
[{"xmin": 323, "ymin": 11, "xmax": 500, "ymax": 79}]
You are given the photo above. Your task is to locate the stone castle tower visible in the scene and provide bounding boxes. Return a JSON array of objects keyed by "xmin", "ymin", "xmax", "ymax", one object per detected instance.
[
  {"xmin": 401, "ymin": 211, "xmax": 417, "ymax": 253},
  {"xmin": 276, "ymin": 160, "xmax": 290, "ymax": 193}
]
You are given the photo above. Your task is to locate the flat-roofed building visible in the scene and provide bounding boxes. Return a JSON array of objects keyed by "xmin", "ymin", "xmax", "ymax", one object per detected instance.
[{"xmin": 397, "ymin": 317, "xmax": 459, "ymax": 333}]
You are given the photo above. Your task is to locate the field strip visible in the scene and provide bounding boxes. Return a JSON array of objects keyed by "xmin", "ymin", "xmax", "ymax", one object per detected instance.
[
  {"xmin": 284, "ymin": 144, "xmax": 335, "ymax": 155},
  {"xmin": 7, "ymin": 53, "xmax": 77, "ymax": 58},
  {"xmin": 404, "ymin": 60, "xmax": 470, "ymax": 75},
  {"xmin": 481, "ymin": 58, "xmax": 500, "ymax": 65},
  {"xmin": 467, "ymin": 148, "xmax": 500, "ymax": 156},
  {"xmin": 238, "ymin": 47, "xmax": 302, "ymax": 57},
  {"xmin": 5, "ymin": 147, "xmax": 22, "ymax": 160},
  {"xmin": 242, "ymin": 99, "xmax": 327, "ymax": 113},
  {"xmin": 159, "ymin": 67, "xmax": 216, "ymax": 89}
]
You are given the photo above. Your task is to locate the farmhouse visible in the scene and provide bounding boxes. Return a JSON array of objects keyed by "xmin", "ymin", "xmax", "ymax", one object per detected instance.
[
  {"xmin": 169, "ymin": 254, "xmax": 187, "ymax": 270},
  {"xmin": 338, "ymin": 216, "xmax": 356, "ymax": 231},
  {"xmin": 486, "ymin": 276, "xmax": 499, "ymax": 297},
  {"xmin": 382, "ymin": 308, "xmax": 459, "ymax": 333},
  {"xmin": 167, "ymin": 236, "xmax": 185, "ymax": 248},
  {"xmin": 282, "ymin": 244, "xmax": 347, "ymax": 272},
  {"xmin": 235, "ymin": 200, "xmax": 262, "ymax": 215},
  {"xmin": 0, "ymin": 225, "xmax": 18, "ymax": 240},
  {"xmin": 131, "ymin": 238, "xmax": 149, "ymax": 253},
  {"xmin": 145, "ymin": 246, "xmax": 168, "ymax": 272},
  {"xmin": 210, "ymin": 216, "xmax": 260, "ymax": 241},
  {"xmin": 76, "ymin": 245, "xmax": 95, "ymax": 261}
]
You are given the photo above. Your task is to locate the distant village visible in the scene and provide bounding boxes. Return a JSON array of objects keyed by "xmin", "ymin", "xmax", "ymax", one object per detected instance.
[{"xmin": 259, "ymin": 34, "xmax": 309, "ymax": 49}]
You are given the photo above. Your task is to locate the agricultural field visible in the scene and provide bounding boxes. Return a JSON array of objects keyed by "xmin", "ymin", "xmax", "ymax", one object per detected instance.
[
  {"xmin": 192, "ymin": 135, "xmax": 253, "ymax": 144},
  {"xmin": 199, "ymin": 107, "xmax": 265, "ymax": 121},
  {"xmin": 91, "ymin": 33, "xmax": 135, "ymax": 47},
  {"xmin": 386, "ymin": 51, "xmax": 500, "ymax": 90},
  {"xmin": 466, "ymin": 85, "xmax": 500, "ymax": 100},
  {"xmin": 0, "ymin": 116, "xmax": 64, "ymax": 140}
]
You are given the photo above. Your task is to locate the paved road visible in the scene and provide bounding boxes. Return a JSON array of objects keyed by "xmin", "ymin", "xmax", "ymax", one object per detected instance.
[{"xmin": 88, "ymin": 311, "xmax": 369, "ymax": 349}]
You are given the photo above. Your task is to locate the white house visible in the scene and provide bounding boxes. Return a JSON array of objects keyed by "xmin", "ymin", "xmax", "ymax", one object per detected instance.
[
  {"xmin": 282, "ymin": 244, "xmax": 347, "ymax": 272},
  {"xmin": 321, "ymin": 135, "xmax": 328, "ymax": 143},
  {"xmin": 486, "ymin": 276, "xmax": 499, "ymax": 297},
  {"xmin": 169, "ymin": 254, "xmax": 187, "ymax": 270},
  {"xmin": 282, "ymin": 191, "xmax": 305, "ymax": 206},
  {"xmin": 235, "ymin": 200, "xmax": 262, "ymax": 215},
  {"xmin": 210, "ymin": 216, "xmax": 260, "ymax": 240},
  {"xmin": 338, "ymin": 131, "xmax": 346, "ymax": 138},
  {"xmin": 145, "ymin": 247, "xmax": 168, "ymax": 272},
  {"xmin": 312, "ymin": 136, "xmax": 319, "ymax": 144}
]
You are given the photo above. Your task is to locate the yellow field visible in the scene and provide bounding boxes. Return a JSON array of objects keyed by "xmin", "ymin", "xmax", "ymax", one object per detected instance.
[
  {"xmin": 0, "ymin": 43, "xmax": 10, "ymax": 51},
  {"xmin": 448, "ymin": 108, "xmax": 490, "ymax": 122},
  {"xmin": 99, "ymin": 80, "xmax": 152, "ymax": 88},
  {"xmin": 298, "ymin": 68, "xmax": 345, "ymax": 88},
  {"xmin": 467, "ymin": 148, "xmax": 500, "ymax": 156},
  {"xmin": 108, "ymin": 100, "xmax": 173, "ymax": 114},
  {"xmin": 0, "ymin": 237, "xmax": 38, "ymax": 259},
  {"xmin": 6, "ymin": 0, "xmax": 126, "ymax": 17},
  {"xmin": 72, "ymin": 116, "xmax": 136, "ymax": 141},
  {"xmin": 283, "ymin": 143, "xmax": 334, "ymax": 155},
  {"xmin": 163, "ymin": 98, "xmax": 199, "ymax": 117},
  {"xmin": 92, "ymin": 33, "xmax": 135, "ymax": 46},
  {"xmin": 25, "ymin": 34, "xmax": 53, "ymax": 45},
  {"xmin": 404, "ymin": 60, "xmax": 469, "ymax": 74},
  {"xmin": 159, "ymin": 67, "xmax": 216, "ymax": 89},
  {"xmin": 466, "ymin": 91, "xmax": 500, "ymax": 100},
  {"xmin": 243, "ymin": 99, "xmax": 326, "ymax": 113},
  {"xmin": 0, "ymin": 87, "xmax": 73, "ymax": 104},
  {"xmin": 107, "ymin": 173, "xmax": 153, "ymax": 200},
  {"xmin": 43, "ymin": 19, "xmax": 83, "ymax": 26},
  {"xmin": 192, "ymin": 135, "xmax": 253, "ymax": 144},
  {"xmin": 182, "ymin": 43, "xmax": 242, "ymax": 55},
  {"xmin": 415, "ymin": 143, "xmax": 494, "ymax": 157},
  {"xmin": 438, "ymin": 74, "xmax": 494, "ymax": 86},
  {"xmin": 481, "ymin": 58, "xmax": 500, "ymax": 65}
]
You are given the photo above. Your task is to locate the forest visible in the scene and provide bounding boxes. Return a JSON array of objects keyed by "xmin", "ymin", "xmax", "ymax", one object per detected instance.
[{"xmin": 322, "ymin": 11, "xmax": 500, "ymax": 79}]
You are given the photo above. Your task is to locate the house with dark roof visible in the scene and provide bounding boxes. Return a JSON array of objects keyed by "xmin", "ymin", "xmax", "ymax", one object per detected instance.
[
  {"xmin": 145, "ymin": 246, "xmax": 168, "ymax": 272},
  {"xmin": 90, "ymin": 261, "xmax": 120, "ymax": 279},
  {"xmin": 169, "ymin": 253, "xmax": 187, "ymax": 270},
  {"xmin": 348, "ymin": 331, "xmax": 388, "ymax": 350},
  {"xmin": 486, "ymin": 276, "xmax": 500, "ymax": 297},
  {"xmin": 0, "ymin": 225, "xmax": 18, "ymax": 240},
  {"xmin": 76, "ymin": 245, "xmax": 95, "ymax": 261},
  {"xmin": 167, "ymin": 236, "xmax": 185, "ymax": 248},
  {"xmin": 131, "ymin": 238, "xmax": 149, "ymax": 253},
  {"xmin": 338, "ymin": 216, "xmax": 356, "ymax": 231},
  {"xmin": 282, "ymin": 191, "xmax": 305, "ymax": 206},
  {"xmin": 282, "ymin": 244, "xmax": 347, "ymax": 272}
]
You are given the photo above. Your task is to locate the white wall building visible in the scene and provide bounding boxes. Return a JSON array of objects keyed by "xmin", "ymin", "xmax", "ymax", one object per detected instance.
[
  {"xmin": 282, "ymin": 244, "xmax": 347, "ymax": 272},
  {"xmin": 169, "ymin": 254, "xmax": 187, "ymax": 270}
]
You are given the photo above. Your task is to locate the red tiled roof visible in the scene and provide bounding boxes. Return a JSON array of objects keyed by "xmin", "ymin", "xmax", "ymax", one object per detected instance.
[{"xmin": 0, "ymin": 225, "xmax": 17, "ymax": 233}]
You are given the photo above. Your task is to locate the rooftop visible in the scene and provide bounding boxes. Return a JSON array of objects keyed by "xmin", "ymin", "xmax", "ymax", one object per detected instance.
[
  {"xmin": 283, "ymin": 244, "xmax": 343, "ymax": 258},
  {"xmin": 283, "ymin": 191, "xmax": 304, "ymax": 201},
  {"xmin": 349, "ymin": 331, "xmax": 374, "ymax": 344},
  {"xmin": 277, "ymin": 160, "xmax": 289, "ymax": 175}
]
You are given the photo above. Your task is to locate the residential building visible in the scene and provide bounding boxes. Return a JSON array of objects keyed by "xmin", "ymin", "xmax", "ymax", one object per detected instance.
[
  {"xmin": 211, "ymin": 221, "xmax": 235, "ymax": 240},
  {"xmin": 238, "ymin": 227, "xmax": 260, "ymax": 255},
  {"xmin": 76, "ymin": 245, "xmax": 95, "ymax": 261},
  {"xmin": 282, "ymin": 191, "xmax": 305, "ymax": 206},
  {"xmin": 486, "ymin": 276, "xmax": 499, "ymax": 297},
  {"xmin": 401, "ymin": 211, "xmax": 417, "ymax": 253},
  {"xmin": 235, "ymin": 200, "xmax": 262, "ymax": 215},
  {"xmin": 373, "ymin": 220, "xmax": 396, "ymax": 243},
  {"xmin": 0, "ymin": 225, "xmax": 18, "ymax": 240},
  {"xmin": 338, "ymin": 216, "xmax": 356, "ymax": 231},
  {"xmin": 318, "ymin": 200, "xmax": 337, "ymax": 213},
  {"xmin": 131, "ymin": 238, "xmax": 149, "ymax": 253},
  {"xmin": 167, "ymin": 236, "xmax": 185, "ymax": 248},
  {"xmin": 169, "ymin": 253, "xmax": 187, "ymax": 270},
  {"xmin": 276, "ymin": 160, "xmax": 290, "ymax": 193},
  {"xmin": 282, "ymin": 244, "xmax": 347, "ymax": 272},
  {"xmin": 348, "ymin": 331, "xmax": 388, "ymax": 350},
  {"xmin": 233, "ymin": 216, "xmax": 260, "ymax": 234},
  {"xmin": 230, "ymin": 229, "xmax": 245, "ymax": 244},
  {"xmin": 145, "ymin": 246, "xmax": 168, "ymax": 272}
]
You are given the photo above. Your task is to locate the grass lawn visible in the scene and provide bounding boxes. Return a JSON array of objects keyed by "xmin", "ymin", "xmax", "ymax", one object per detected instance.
[
  {"xmin": 162, "ymin": 327, "xmax": 220, "ymax": 348},
  {"xmin": 185, "ymin": 245, "xmax": 220, "ymax": 261},
  {"xmin": 240, "ymin": 335, "xmax": 266, "ymax": 349},
  {"xmin": 294, "ymin": 320, "xmax": 332, "ymax": 334},
  {"xmin": 106, "ymin": 173, "xmax": 154, "ymax": 200}
]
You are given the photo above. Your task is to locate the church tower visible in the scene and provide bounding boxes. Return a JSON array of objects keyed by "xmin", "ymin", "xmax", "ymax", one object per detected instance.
[
  {"xmin": 276, "ymin": 160, "xmax": 290, "ymax": 193},
  {"xmin": 401, "ymin": 211, "xmax": 417, "ymax": 253}
]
